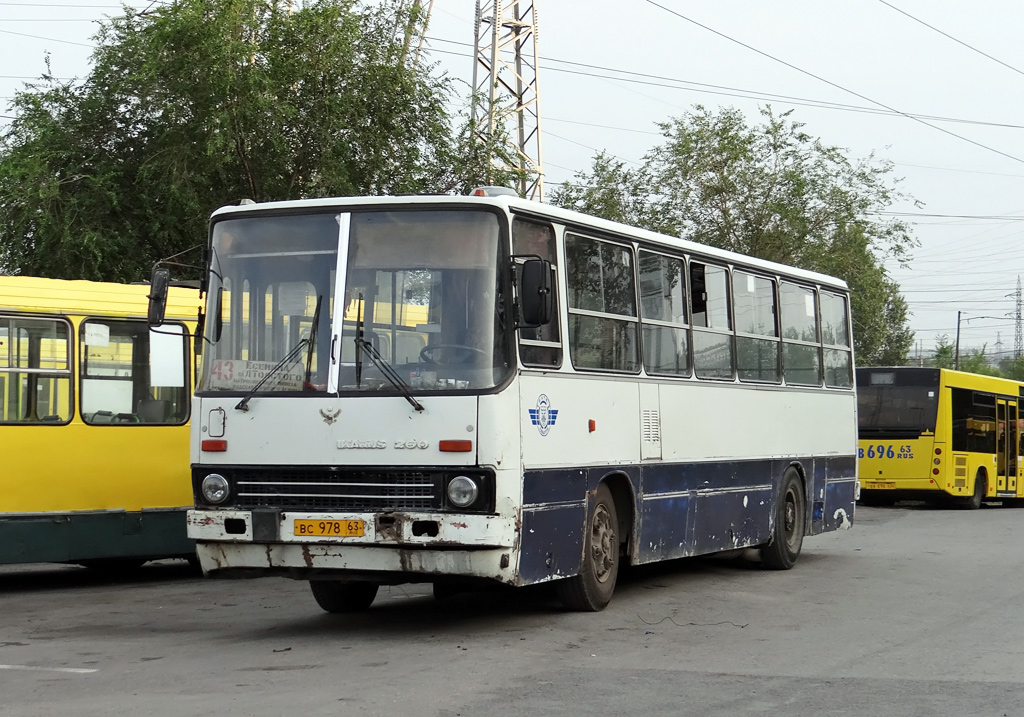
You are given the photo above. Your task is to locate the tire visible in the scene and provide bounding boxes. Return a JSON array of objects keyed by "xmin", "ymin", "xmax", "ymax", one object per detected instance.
[
  {"xmin": 960, "ymin": 473, "xmax": 986, "ymax": 510},
  {"xmin": 760, "ymin": 468, "xmax": 806, "ymax": 570},
  {"xmin": 309, "ymin": 580, "xmax": 378, "ymax": 613},
  {"xmin": 556, "ymin": 483, "xmax": 620, "ymax": 612}
]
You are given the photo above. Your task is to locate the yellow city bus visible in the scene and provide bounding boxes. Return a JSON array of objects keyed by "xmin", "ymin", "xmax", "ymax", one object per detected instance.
[
  {"xmin": 857, "ymin": 367, "xmax": 1024, "ymax": 509},
  {"xmin": 0, "ymin": 276, "xmax": 201, "ymax": 568}
]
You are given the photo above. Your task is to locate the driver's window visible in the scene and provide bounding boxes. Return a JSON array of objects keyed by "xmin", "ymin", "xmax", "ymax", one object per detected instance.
[{"xmin": 513, "ymin": 218, "xmax": 561, "ymax": 368}]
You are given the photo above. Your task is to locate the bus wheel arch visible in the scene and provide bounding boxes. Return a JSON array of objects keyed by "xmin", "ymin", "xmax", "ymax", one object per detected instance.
[
  {"xmin": 556, "ymin": 476, "xmax": 631, "ymax": 612},
  {"xmin": 601, "ymin": 471, "xmax": 637, "ymax": 564},
  {"xmin": 760, "ymin": 464, "xmax": 807, "ymax": 570}
]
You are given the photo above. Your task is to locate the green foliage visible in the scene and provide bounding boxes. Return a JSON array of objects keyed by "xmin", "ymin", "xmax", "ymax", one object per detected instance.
[
  {"xmin": 551, "ymin": 105, "xmax": 918, "ymax": 366},
  {"xmin": 999, "ymin": 355, "xmax": 1024, "ymax": 381},
  {"xmin": 932, "ymin": 334, "xmax": 955, "ymax": 369},
  {"xmin": 0, "ymin": 0, "xmax": 487, "ymax": 281},
  {"xmin": 958, "ymin": 344, "xmax": 1002, "ymax": 376}
]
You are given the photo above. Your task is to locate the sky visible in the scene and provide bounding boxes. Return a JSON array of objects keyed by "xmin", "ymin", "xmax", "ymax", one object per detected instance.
[{"xmin": 3, "ymin": 0, "xmax": 1024, "ymax": 361}]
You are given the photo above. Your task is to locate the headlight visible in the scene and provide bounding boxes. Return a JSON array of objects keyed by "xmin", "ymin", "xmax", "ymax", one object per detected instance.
[
  {"xmin": 447, "ymin": 475, "xmax": 479, "ymax": 508},
  {"xmin": 201, "ymin": 473, "xmax": 230, "ymax": 504}
]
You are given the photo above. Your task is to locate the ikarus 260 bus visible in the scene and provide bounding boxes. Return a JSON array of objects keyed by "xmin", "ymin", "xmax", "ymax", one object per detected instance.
[{"xmin": 152, "ymin": 190, "xmax": 859, "ymax": 612}]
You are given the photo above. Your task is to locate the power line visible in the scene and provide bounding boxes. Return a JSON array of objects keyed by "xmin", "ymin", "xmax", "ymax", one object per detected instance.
[
  {"xmin": 0, "ymin": 28, "xmax": 92, "ymax": 46},
  {"xmin": 643, "ymin": 0, "xmax": 1024, "ymax": 167},
  {"xmin": 427, "ymin": 40, "xmax": 1024, "ymax": 131},
  {"xmin": 877, "ymin": 0, "xmax": 1024, "ymax": 80}
]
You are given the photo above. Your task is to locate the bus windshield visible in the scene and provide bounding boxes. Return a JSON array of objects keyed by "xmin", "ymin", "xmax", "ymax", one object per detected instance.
[
  {"xmin": 201, "ymin": 209, "xmax": 510, "ymax": 394},
  {"xmin": 857, "ymin": 368, "xmax": 939, "ymax": 435}
]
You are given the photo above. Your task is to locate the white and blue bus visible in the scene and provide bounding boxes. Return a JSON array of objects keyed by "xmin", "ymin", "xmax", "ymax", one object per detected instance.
[{"xmin": 161, "ymin": 190, "xmax": 858, "ymax": 612}]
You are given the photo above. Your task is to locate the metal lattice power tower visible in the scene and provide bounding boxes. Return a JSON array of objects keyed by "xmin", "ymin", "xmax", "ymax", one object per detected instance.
[
  {"xmin": 471, "ymin": 1, "xmax": 544, "ymax": 200},
  {"xmin": 1016, "ymin": 275, "xmax": 1022, "ymax": 359}
]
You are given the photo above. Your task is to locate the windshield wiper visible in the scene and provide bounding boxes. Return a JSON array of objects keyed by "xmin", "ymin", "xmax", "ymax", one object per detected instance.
[
  {"xmin": 235, "ymin": 337, "xmax": 309, "ymax": 412},
  {"xmin": 352, "ymin": 297, "xmax": 423, "ymax": 412},
  {"xmin": 303, "ymin": 295, "xmax": 324, "ymax": 388}
]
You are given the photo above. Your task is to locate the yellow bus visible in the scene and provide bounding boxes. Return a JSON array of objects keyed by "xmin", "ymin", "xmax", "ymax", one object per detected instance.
[
  {"xmin": 0, "ymin": 276, "xmax": 201, "ymax": 568},
  {"xmin": 857, "ymin": 367, "xmax": 1024, "ymax": 509}
]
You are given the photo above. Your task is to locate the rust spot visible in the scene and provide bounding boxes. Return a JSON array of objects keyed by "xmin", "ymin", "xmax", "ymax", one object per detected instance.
[
  {"xmin": 450, "ymin": 522, "xmax": 468, "ymax": 529},
  {"xmin": 301, "ymin": 545, "xmax": 313, "ymax": 569}
]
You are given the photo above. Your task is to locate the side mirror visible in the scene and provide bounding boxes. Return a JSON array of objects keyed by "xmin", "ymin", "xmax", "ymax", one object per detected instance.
[
  {"xmin": 148, "ymin": 267, "xmax": 170, "ymax": 327},
  {"xmin": 518, "ymin": 258, "xmax": 553, "ymax": 327}
]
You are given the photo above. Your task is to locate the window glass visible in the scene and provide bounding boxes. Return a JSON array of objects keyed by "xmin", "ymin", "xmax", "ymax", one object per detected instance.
[
  {"xmin": 824, "ymin": 348, "xmax": 852, "ymax": 388},
  {"xmin": 639, "ymin": 251, "xmax": 686, "ymax": 324},
  {"xmin": 693, "ymin": 330, "xmax": 733, "ymax": 379},
  {"xmin": 81, "ymin": 319, "xmax": 189, "ymax": 425},
  {"xmin": 951, "ymin": 389, "xmax": 996, "ymax": 452},
  {"xmin": 733, "ymin": 272, "xmax": 776, "ymax": 337},
  {"xmin": 566, "ymin": 235, "xmax": 637, "ymax": 317},
  {"xmin": 820, "ymin": 292, "xmax": 850, "ymax": 347},
  {"xmin": 643, "ymin": 325, "xmax": 689, "ymax": 376},
  {"xmin": 780, "ymin": 283, "xmax": 818, "ymax": 342},
  {"xmin": 784, "ymin": 343, "xmax": 821, "ymax": 386},
  {"xmin": 513, "ymin": 219, "xmax": 561, "ymax": 368},
  {"xmin": 566, "ymin": 234, "xmax": 639, "ymax": 372},
  {"xmin": 569, "ymin": 315, "xmax": 639, "ymax": 372},
  {"xmin": 0, "ymin": 317, "xmax": 72, "ymax": 424},
  {"xmin": 737, "ymin": 337, "xmax": 780, "ymax": 382},
  {"xmin": 690, "ymin": 263, "xmax": 730, "ymax": 329}
]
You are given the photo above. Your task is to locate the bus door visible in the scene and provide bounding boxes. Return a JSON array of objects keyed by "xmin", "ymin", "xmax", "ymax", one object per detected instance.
[
  {"xmin": 1007, "ymin": 401, "xmax": 1019, "ymax": 495},
  {"xmin": 996, "ymin": 399, "xmax": 1018, "ymax": 495}
]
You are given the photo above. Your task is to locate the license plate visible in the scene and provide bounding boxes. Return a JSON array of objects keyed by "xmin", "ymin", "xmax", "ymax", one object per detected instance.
[
  {"xmin": 293, "ymin": 519, "xmax": 365, "ymax": 537},
  {"xmin": 863, "ymin": 481, "xmax": 896, "ymax": 490}
]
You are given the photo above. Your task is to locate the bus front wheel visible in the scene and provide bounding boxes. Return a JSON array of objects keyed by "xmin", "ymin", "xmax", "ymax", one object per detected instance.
[
  {"xmin": 760, "ymin": 468, "xmax": 806, "ymax": 570},
  {"xmin": 557, "ymin": 483, "xmax": 619, "ymax": 612},
  {"xmin": 309, "ymin": 580, "xmax": 378, "ymax": 613}
]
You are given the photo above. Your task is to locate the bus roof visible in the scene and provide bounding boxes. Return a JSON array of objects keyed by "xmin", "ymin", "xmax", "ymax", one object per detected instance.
[
  {"xmin": 211, "ymin": 194, "xmax": 849, "ymax": 291},
  {"xmin": 0, "ymin": 276, "xmax": 201, "ymax": 321}
]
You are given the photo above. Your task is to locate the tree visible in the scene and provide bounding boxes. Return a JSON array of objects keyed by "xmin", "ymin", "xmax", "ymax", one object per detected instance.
[
  {"xmin": 551, "ymin": 105, "xmax": 917, "ymax": 366},
  {"xmin": 0, "ymin": 0, "xmax": 491, "ymax": 281},
  {"xmin": 932, "ymin": 334, "xmax": 955, "ymax": 369}
]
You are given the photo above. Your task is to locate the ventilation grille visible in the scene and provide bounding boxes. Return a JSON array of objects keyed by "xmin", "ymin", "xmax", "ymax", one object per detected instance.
[
  {"xmin": 230, "ymin": 468, "xmax": 438, "ymax": 512},
  {"xmin": 642, "ymin": 409, "xmax": 661, "ymax": 443},
  {"xmin": 955, "ymin": 456, "xmax": 968, "ymax": 467}
]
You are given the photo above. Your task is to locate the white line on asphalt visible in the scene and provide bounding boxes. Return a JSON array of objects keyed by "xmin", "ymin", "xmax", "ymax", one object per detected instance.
[{"xmin": 0, "ymin": 665, "xmax": 97, "ymax": 674}]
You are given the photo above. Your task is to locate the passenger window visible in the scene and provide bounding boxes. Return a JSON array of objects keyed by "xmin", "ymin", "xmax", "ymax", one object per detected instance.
[
  {"xmin": 733, "ymin": 271, "xmax": 779, "ymax": 383},
  {"xmin": 0, "ymin": 317, "xmax": 72, "ymax": 424},
  {"xmin": 690, "ymin": 262, "xmax": 733, "ymax": 379},
  {"xmin": 639, "ymin": 251, "xmax": 689, "ymax": 376},
  {"xmin": 566, "ymin": 233, "xmax": 639, "ymax": 372},
  {"xmin": 81, "ymin": 319, "xmax": 189, "ymax": 425},
  {"xmin": 780, "ymin": 283, "xmax": 821, "ymax": 386},
  {"xmin": 513, "ymin": 219, "xmax": 561, "ymax": 368},
  {"xmin": 820, "ymin": 291, "xmax": 852, "ymax": 388}
]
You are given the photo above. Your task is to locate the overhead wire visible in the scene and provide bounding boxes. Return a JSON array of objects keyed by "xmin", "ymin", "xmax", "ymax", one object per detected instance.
[{"xmin": 642, "ymin": 0, "xmax": 1024, "ymax": 166}]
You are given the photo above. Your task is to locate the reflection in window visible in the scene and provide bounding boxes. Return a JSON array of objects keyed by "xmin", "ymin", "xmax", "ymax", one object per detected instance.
[
  {"xmin": 733, "ymin": 272, "xmax": 779, "ymax": 383},
  {"xmin": 820, "ymin": 292, "xmax": 852, "ymax": 388},
  {"xmin": 81, "ymin": 319, "xmax": 189, "ymax": 425},
  {"xmin": 0, "ymin": 317, "xmax": 72, "ymax": 424},
  {"xmin": 566, "ymin": 234, "xmax": 638, "ymax": 372},
  {"xmin": 690, "ymin": 262, "xmax": 733, "ymax": 379},
  {"xmin": 639, "ymin": 251, "xmax": 688, "ymax": 376},
  {"xmin": 513, "ymin": 219, "xmax": 561, "ymax": 368},
  {"xmin": 781, "ymin": 283, "xmax": 820, "ymax": 386}
]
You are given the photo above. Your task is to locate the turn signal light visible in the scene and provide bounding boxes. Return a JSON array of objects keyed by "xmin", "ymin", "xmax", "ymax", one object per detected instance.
[
  {"xmin": 202, "ymin": 439, "xmax": 227, "ymax": 452},
  {"xmin": 439, "ymin": 440, "xmax": 472, "ymax": 452}
]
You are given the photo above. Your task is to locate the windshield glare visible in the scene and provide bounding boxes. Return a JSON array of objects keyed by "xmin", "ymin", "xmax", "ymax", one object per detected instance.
[{"xmin": 200, "ymin": 208, "xmax": 509, "ymax": 395}]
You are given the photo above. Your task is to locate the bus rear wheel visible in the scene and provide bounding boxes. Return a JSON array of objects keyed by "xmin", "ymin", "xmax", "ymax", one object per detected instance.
[
  {"xmin": 960, "ymin": 473, "xmax": 987, "ymax": 510},
  {"xmin": 557, "ymin": 483, "xmax": 619, "ymax": 612},
  {"xmin": 760, "ymin": 468, "xmax": 805, "ymax": 570},
  {"xmin": 309, "ymin": 580, "xmax": 378, "ymax": 613}
]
